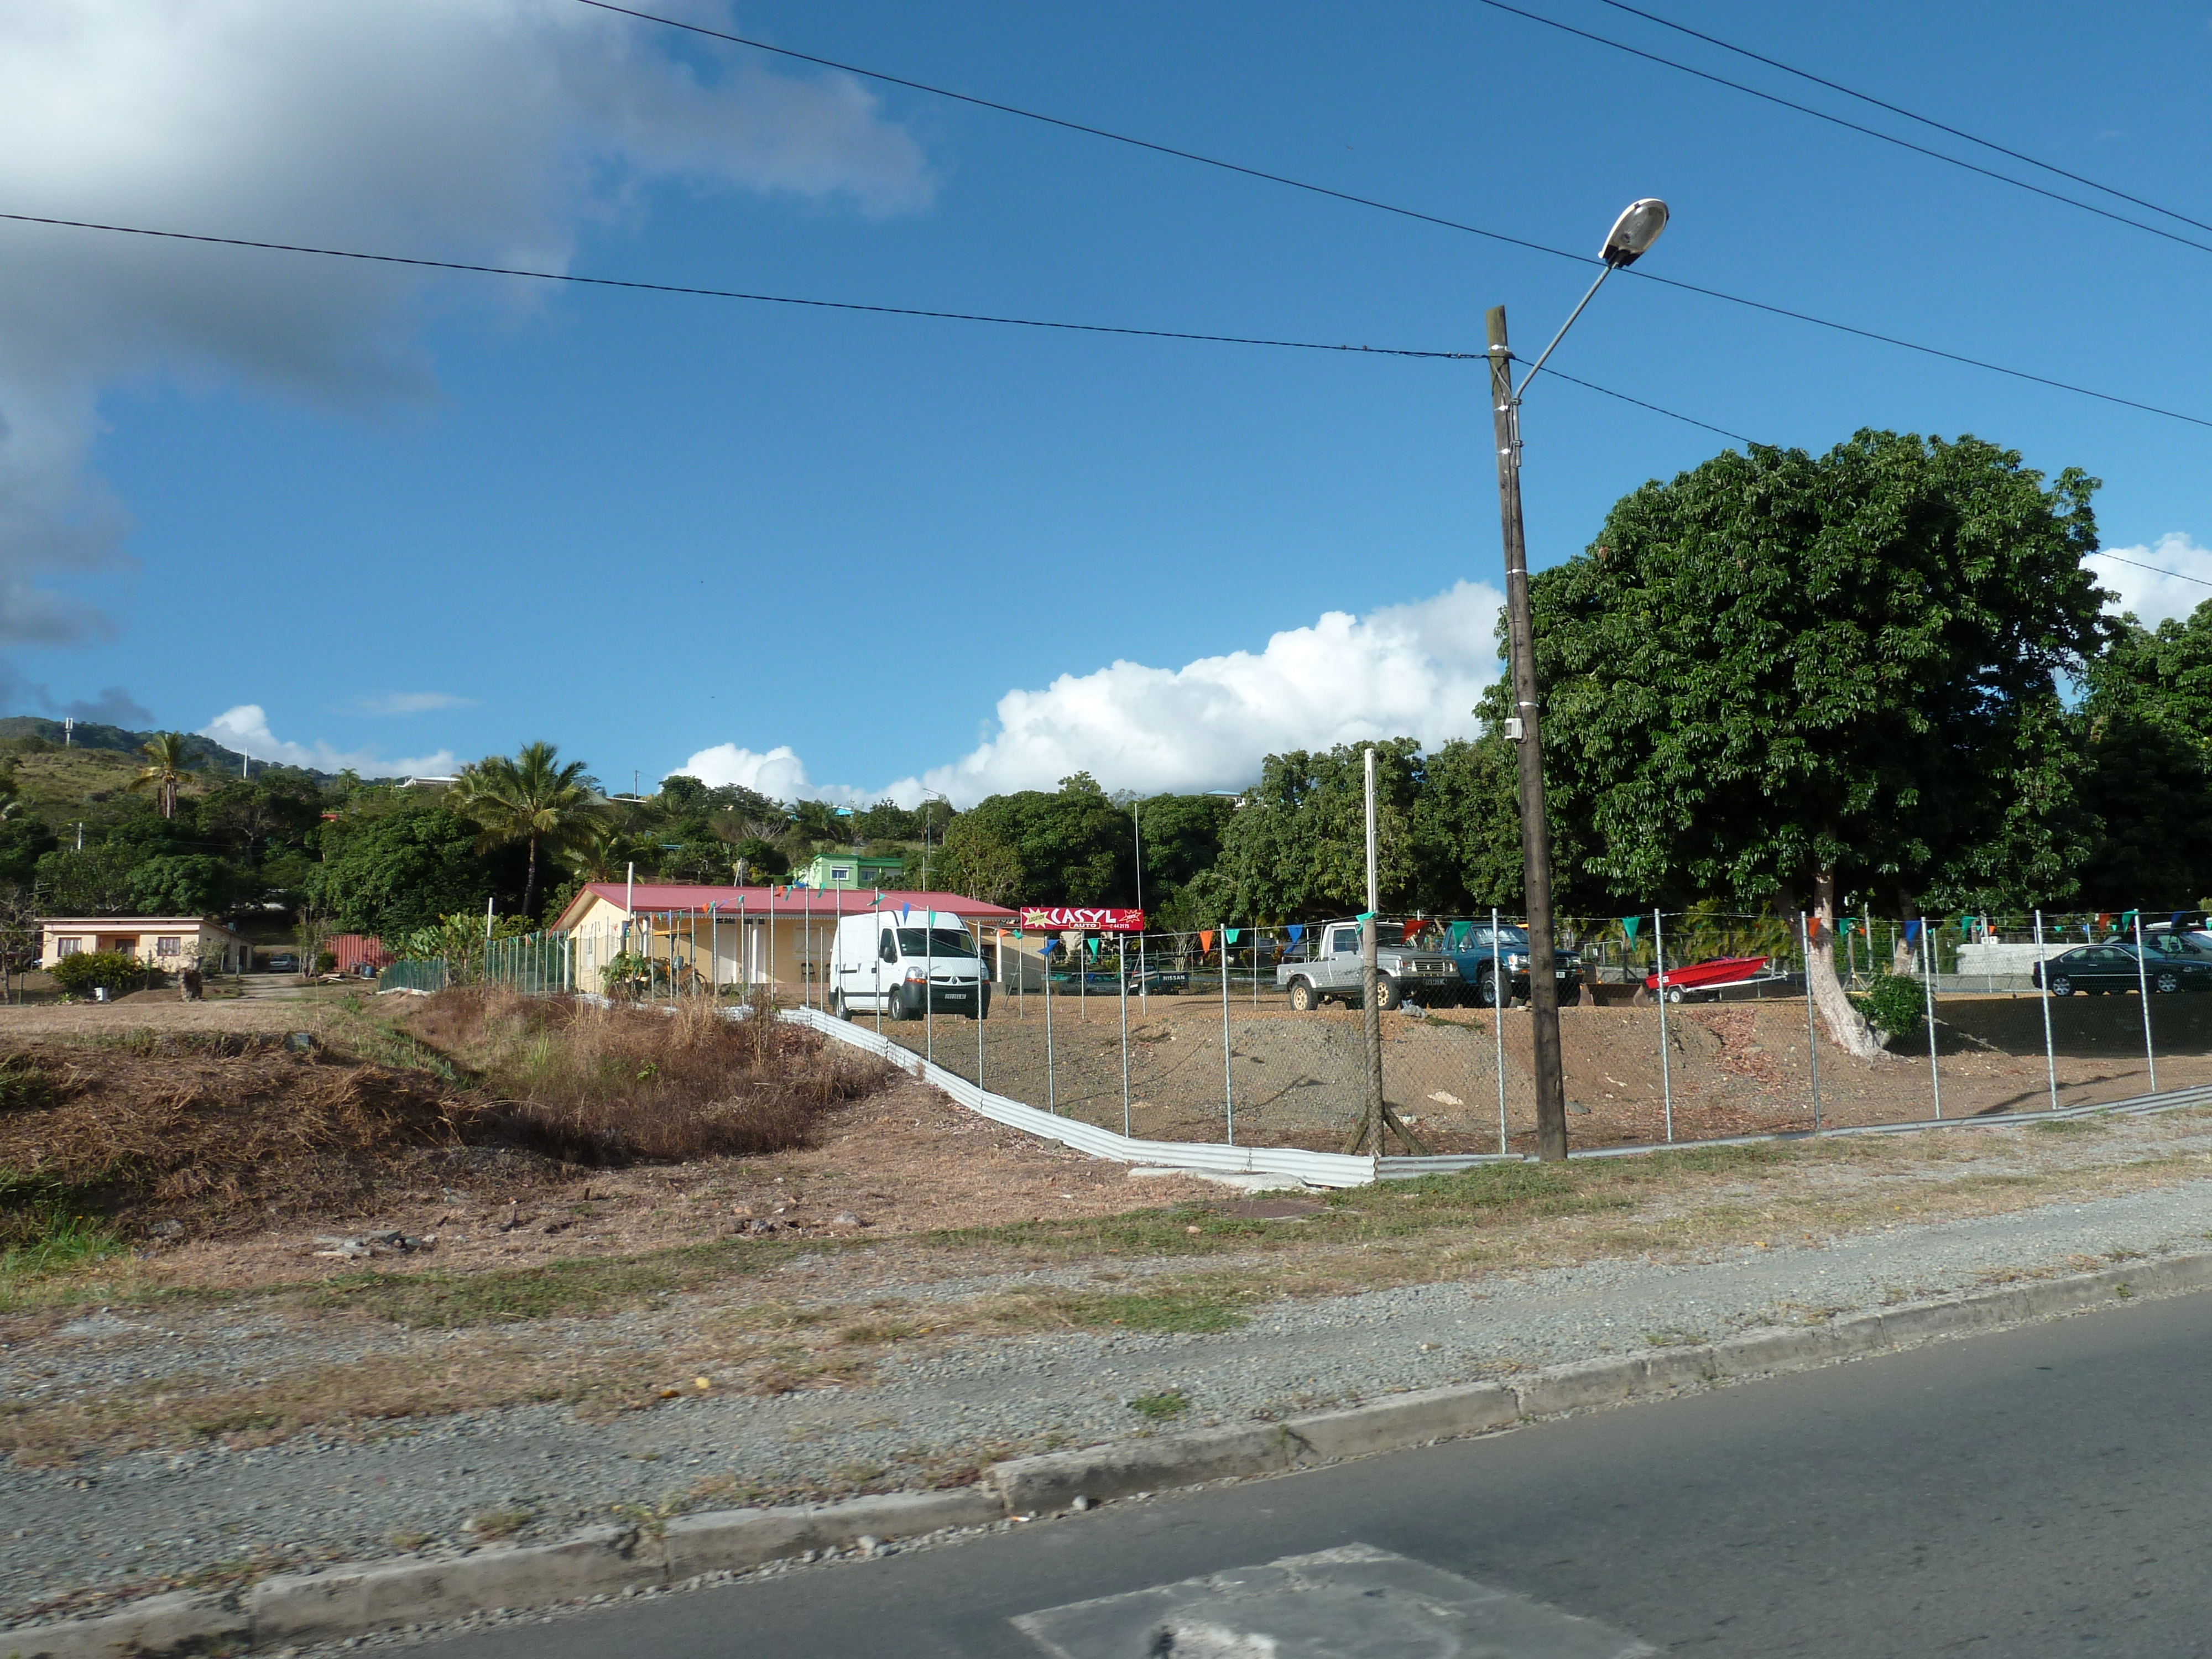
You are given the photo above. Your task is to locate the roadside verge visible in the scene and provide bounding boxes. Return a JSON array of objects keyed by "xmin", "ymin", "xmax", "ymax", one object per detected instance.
[{"xmin": 14, "ymin": 1245, "xmax": 2205, "ymax": 1658}]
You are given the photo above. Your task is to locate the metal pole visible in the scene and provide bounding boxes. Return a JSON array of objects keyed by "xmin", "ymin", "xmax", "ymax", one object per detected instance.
[
  {"xmin": 1487, "ymin": 309, "xmax": 1568, "ymax": 1161},
  {"xmin": 1133, "ymin": 800, "xmax": 1148, "ymax": 1014},
  {"xmin": 1801, "ymin": 911, "xmax": 1822, "ymax": 1133},
  {"xmin": 1120, "ymin": 933, "xmax": 1131, "ymax": 1137},
  {"xmin": 1253, "ymin": 923, "xmax": 1259, "ymax": 1011},
  {"xmin": 925, "ymin": 904, "xmax": 934, "ymax": 1067},
  {"xmin": 1920, "ymin": 916, "xmax": 1941, "ymax": 1119},
  {"xmin": 976, "ymin": 921, "xmax": 986, "ymax": 1089},
  {"xmin": 2035, "ymin": 916, "xmax": 2053, "ymax": 1110},
  {"xmin": 1221, "ymin": 920, "xmax": 1235, "ymax": 1145},
  {"xmin": 1653, "ymin": 906, "xmax": 1672, "ymax": 1144},
  {"xmin": 1360, "ymin": 745, "xmax": 1384, "ymax": 1155},
  {"xmin": 2135, "ymin": 909, "xmax": 2157, "ymax": 1093},
  {"xmin": 1044, "ymin": 946, "xmax": 1056, "ymax": 1113},
  {"xmin": 1493, "ymin": 906, "xmax": 1507, "ymax": 1155}
]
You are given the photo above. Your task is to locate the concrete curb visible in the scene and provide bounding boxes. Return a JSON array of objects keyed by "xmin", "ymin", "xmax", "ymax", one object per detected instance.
[{"xmin": 12, "ymin": 1251, "xmax": 2209, "ymax": 1656}]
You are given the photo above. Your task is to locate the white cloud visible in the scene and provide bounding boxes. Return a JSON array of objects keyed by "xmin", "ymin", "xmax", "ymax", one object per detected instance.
[
  {"xmin": 0, "ymin": 0, "xmax": 935, "ymax": 643},
  {"xmin": 200, "ymin": 704, "xmax": 455, "ymax": 779},
  {"xmin": 898, "ymin": 580, "xmax": 1508, "ymax": 805},
  {"xmin": 353, "ymin": 691, "xmax": 479, "ymax": 716},
  {"xmin": 690, "ymin": 581, "xmax": 1508, "ymax": 808},
  {"xmin": 2088, "ymin": 534, "xmax": 2212, "ymax": 629},
  {"xmin": 675, "ymin": 743, "xmax": 866, "ymax": 806}
]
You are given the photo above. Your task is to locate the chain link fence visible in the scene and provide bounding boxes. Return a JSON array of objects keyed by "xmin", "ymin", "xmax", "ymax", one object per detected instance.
[{"xmin": 379, "ymin": 904, "xmax": 2212, "ymax": 1154}]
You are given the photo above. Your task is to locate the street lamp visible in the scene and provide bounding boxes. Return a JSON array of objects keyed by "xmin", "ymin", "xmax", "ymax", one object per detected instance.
[{"xmin": 1487, "ymin": 197, "xmax": 1668, "ymax": 1164}]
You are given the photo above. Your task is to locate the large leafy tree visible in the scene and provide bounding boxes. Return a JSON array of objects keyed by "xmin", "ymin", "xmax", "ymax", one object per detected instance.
[
  {"xmin": 451, "ymin": 742, "xmax": 610, "ymax": 918},
  {"xmin": 1206, "ymin": 740, "xmax": 1423, "ymax": 920},
  {"xmin": 1528, "ymin": 430, "xmax": 2106, "ymax": 1054},
  {"xmin": 2075, "ymin": 600, "xmax": 2212, "ymax": 907},
  {"xmin": 946, "ymin": 774, "xmax": 1130, "ymax": 904},
  {"xmin": 309, "ymin": 805, "xmax": 515, "ymax": 936}
]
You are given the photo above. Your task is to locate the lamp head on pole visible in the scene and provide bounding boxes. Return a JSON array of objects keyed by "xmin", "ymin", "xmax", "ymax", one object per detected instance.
[{"xmin": 1599, "ymin": 199, "xmax": 1669, "ymax": 268}]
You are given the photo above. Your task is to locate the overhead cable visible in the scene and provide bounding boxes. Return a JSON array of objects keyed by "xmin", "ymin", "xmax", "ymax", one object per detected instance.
[
  {"xmin": 1469, "ymin": 0, "xmax": 2212, "ymax": 259},
  {"xmin": 1590, "ymin": 0, "xmax": 2212, "ymax": 240},
  {"xmin": 1, "ymin": 210, "xmax": 1773, "ymax": 443},
  {"xmin": 570, "ymin": 0, "xmax": 2212, "ymax": 431}
]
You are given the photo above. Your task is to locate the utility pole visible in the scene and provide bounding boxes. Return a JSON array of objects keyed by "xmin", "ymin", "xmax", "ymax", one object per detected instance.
[
  {"xmin": 1487, "ymin": 305, "xmax": 1569, "ymax": 1162},
  {"xmin": 1360, "ymin": 744, "xmax": 1384, "ymax": 1155}
]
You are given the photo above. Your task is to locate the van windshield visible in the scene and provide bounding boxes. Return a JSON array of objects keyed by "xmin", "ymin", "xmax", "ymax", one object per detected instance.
[{"xmin": 896, "ymin": 928, "xmax": 976, "ymax": 958}]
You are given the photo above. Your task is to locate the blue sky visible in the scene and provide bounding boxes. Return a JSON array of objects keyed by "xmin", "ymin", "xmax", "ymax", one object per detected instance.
[{"xmin": 3, "ymin": 0, "xmax": 2210, "ymax": 801}]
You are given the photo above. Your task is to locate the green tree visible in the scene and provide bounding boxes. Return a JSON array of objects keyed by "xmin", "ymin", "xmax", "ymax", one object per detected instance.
[
  {"xmin": 33, "ymin": 843, "xmax": 138, "ymax": 914},
  {"xmin": 450, "ymin": 742, "xmax": 610, "ymax": 919},
  {"xmin": 0, "ymin": 817, "xmax": 57, "ymax": 888},
  {"xmin": 951, "ymin": 774, "xmax": 1128, "ymax": 904},
  {"xmin": 1407, "ymin": 737, "xmax": 1526, "ymax": 913},
  {"xmin": 1207, "ymin": 742, "xmax": 1422, "ymax": 920},
  {"xmin": 126, "ymin": 732, "xmax": 192, "ymax": 820},
  {"xmin": 128, "ymin": 854, "xmax": 232, "ymax": 915},
  {"xmin": 2075, "ymin": 601, "xmax": 2212, "ymax": 906},
  {"xmin": 1522, "ymin": 430, "xmax": 2106, "ymax": 1053},
  {"xmin": 309, "ymin": 806, "xmax": 512, "ymax": 937},
  {"xmin": 935, "ymin": 814, "xmax": 1026, "ymax": 904}
]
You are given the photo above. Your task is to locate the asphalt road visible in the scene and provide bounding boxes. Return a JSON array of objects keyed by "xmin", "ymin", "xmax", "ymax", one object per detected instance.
[{"xmin": 420, "ymin": 1290, "xmax": 2212, "ymax": 1657}]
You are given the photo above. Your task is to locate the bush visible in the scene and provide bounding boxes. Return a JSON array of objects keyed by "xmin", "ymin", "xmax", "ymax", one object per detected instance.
[
  {"xmin": 406, "ymin": 986, "xmax": 888, "ymax": 1163},
  {"xmin": 1853, "ymin": 972, "xmax": 1927, "ymax": 1040},
  {"xmin": 50, "ymin": 950, "xmax": 150, "ymax": 997}
]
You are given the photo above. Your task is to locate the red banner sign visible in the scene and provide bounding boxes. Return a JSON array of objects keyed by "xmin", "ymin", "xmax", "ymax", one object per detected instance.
[{"xmin": 1020, "ymin": 906, "xmax": 1145, "ymax": 933}]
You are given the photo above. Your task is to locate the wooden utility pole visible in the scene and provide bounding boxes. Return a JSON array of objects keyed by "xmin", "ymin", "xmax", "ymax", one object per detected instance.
[{"xmin": 1487, "ymin": 306, "xmax": 1569, "ymax": 1162}]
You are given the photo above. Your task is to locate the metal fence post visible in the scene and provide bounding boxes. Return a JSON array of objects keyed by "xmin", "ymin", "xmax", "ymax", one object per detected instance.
[
  {"xmin": 1919, "ymin": 916, "xmax": 1942, "ymax": 1119},
  {"xmin": 1493, "ymin": 906, "xmax": 1507, "ymax": 1155},
  {"xmin": 1220, "ymin": 925, "xmax": 1235, "ymax": 1145},
  {"xmin": 2034, "ymin": 909, "xmax": 2058, "ymax": 1112},
  {"xmin": 1653, "ymin": 906, "xmax": 1673, "ymax": 1143},
  {"xmin": 1120, "ymin": 937, "xmax": 1131, "ymax": 1137},
  {"xmin": 1801, "ymin": 911, "xmax": 1822, "ymax": 1133},
  {"xmin": 1044, "ymin": 946, "xmax": 1056, "ymax": 1113},
  {"xmin": 2134, "ymin": 907, "xmax": 2157, "ymax": 1093}
]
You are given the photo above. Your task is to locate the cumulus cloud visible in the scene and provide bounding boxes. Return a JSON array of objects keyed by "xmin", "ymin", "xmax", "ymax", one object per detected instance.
[
  {"xmin": 0, "ymin": 0, "xmax": 935, "ymax": 642},
  {"xmin": 687, "ymin": 581, "xmax": 1507, "ymax": 808},
  {"xmin": 353, "ymin": 691, "xmax": 479, "ymax": 716},
  {"xmin": 200, "ymin": 704, "xmax": 455, "ymax": 779},
  {"xmin": 2089, "ymin": 534, "xmax": 2212, "ymax": 629},
  {"xmin": 676, "ymin": 743, "xmax": 866, "ymax": 806}
]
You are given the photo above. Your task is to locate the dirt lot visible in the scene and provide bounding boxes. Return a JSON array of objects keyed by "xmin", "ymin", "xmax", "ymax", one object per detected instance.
[{"xmin": 874, "ymin": 988, "xmax": 2212, "ymax": 1151}]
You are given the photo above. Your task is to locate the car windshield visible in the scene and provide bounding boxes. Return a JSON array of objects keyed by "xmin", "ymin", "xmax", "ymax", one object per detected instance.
[
  {"xmin": 895, "ymin": 928, "xmax": 975, "ymax": 957},
  {"xmin": 1447, "ymin": 926, "xmax": 1527, "ymax": 951}
]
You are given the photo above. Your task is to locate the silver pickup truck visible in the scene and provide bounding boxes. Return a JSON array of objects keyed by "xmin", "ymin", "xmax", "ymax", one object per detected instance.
[{"xmin": 1277, "ymin": 920, "xmax": 1462, "ymax": 1012}]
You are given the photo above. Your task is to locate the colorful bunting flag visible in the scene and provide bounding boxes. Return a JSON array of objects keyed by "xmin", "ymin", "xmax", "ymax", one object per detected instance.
[
  {"xmin": 1087, "ymin": 937, "xmax": 1101, "ymax": 958},
  {"xmin": 1904, "ymin": 920, "xmax": 1922, "ymax": 945},
  {"xmin": 1199, "ymin": 930, "xmax": 1215, "ymax": 953},
  {"xmin": 1286, "ymin": 925, "xmax": 1304, "ymax": 943},
  {"xmin": 1449, "ymin": 920, "xmax": 1471, "ymax": 948},
  {"xmin": 1620, "ymin": 916, "xmax": 1641, "ymax": 941},
  {"xmin": 1225, "ymin": 928, "xmax": 1241, "ymax": 945}
]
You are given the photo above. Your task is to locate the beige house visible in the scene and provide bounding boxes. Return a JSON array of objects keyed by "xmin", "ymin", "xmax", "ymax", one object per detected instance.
[{"xmin": 38, "ymin": 917, "xmax": 253, "ymax": 975}]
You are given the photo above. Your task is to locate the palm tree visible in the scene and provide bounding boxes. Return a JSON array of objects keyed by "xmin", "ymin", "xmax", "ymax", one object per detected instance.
[
  {"xmin": 126, "ymin": 732, "xmax": 190, "ymax": 819},
  {"xmin": 0, "ymin": 766, "xmax": 19, "ymax": 820},
  {"xmin": 451, "ymin": 742, "xmax": 609, "ymax": 919}
]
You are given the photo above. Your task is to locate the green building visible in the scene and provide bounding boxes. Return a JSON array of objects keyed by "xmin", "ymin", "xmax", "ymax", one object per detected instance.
[{"xmin": 801, "ymin": 851, "xmax": 906, "ymax": 891}]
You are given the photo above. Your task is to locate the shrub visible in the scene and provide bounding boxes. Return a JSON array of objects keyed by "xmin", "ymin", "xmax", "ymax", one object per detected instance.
[
  {"xmin": 50, "ymin": 949, "xmax": 150, "ymax": 997},
  {"xmin": 406, "ymin": 987, "xmax": 888, "ymax": 1163},
  {"xmin": 1853, "ymin": 972, "xmax": 1927, "ymax": 1040}
]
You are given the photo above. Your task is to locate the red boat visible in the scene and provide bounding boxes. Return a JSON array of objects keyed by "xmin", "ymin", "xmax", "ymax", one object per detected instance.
[{"xmin": 1644, "ymin": 954, "xmax": 1775, "ymax": 1001}]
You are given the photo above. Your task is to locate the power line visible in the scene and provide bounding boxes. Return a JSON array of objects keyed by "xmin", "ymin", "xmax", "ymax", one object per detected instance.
[
  {"xmin": 0, "ymin": 211, "xmax": 1468, "ymax": 358},
  {"xmin": 1469, "ymin": 0, "xmax": 2212, "ymax": 260},
  {"xmin": 570, "ymin": 0, "xmax": 2212, "ymax": 432},
  {"xmin": 1590, "ymin": 0, "xmax": 2212, "ymax": 241},
  {"xmin": 2096, "ymin": 553, "xmax": 2212, "ymax": 591},
  {"xmin": 1541, "ymin": 368, "xmax": 1758, "ymax": 445}
]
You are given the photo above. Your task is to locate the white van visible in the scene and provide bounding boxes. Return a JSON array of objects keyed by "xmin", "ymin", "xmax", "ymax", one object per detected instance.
[{"xmin": 828, "ymin": 910, "xmax": 990, "ymax": 1021}]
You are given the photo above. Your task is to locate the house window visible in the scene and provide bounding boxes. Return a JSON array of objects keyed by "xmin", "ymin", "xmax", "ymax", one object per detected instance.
[
  {"xmin": 831, "ymin": 867, "xmax": 852, "ymax": 881},
  {"xmin": 156, "ymin": 937, "xmax": 182, "ymax": 958},
  {"xmin": 56, "ymin": 937, "xmax": 84, "ymax": 957}
]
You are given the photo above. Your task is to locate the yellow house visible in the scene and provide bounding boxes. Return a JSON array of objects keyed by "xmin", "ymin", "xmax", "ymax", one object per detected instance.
[{"xmin": 38, "ymin": 916, "xmax": 253, "ymax": 975}]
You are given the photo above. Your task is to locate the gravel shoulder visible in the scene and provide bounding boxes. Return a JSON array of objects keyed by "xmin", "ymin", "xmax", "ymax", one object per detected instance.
[{"xmin": 5, "ymin": 1097, "xmax": 2212, "ymax": 1629}]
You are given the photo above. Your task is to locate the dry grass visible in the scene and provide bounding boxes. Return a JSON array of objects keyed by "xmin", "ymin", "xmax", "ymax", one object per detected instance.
[{"xmin": 406, "ymin": 988, "xmax": 889, "ymax": 1163}]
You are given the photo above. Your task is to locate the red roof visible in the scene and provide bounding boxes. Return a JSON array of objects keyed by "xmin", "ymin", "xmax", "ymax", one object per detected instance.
[{"xmin": 556, "ymin": 883, "xmax": 1017, "ymax": 931}]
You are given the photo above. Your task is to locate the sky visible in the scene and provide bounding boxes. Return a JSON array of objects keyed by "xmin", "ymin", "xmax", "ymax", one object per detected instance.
[{"xmin": 3, "ymin": 0, "xmax": 2211, "ymax": 802}]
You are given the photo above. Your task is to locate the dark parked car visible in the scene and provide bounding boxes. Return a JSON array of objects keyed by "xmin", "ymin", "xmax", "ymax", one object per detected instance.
[
  {"xmin": 1441, "ymin": 921, "xmax": 1582, "ymax": 1008},
  {"xmin": 265, "ymin": 952, "xmax": 299, "ymax": 973},
  {"xmin": 2033, "ymin": 943, "xmax": 2212, "ymax": 996}
]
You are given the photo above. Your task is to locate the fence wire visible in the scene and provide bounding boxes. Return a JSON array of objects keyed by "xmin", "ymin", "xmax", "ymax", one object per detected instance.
[{"xmin": 379, "ymin": 905, "xmax": 2212, "ymax": 1154}]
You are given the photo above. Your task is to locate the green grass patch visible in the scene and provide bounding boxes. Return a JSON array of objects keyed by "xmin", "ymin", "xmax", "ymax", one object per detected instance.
[
  {"xmin": 2033, "ymin": 1118, "xmax": 2107, "ymax": 1134},
  {"xmin": 1058, "ymin": 1287, "xmax": 1252, "ymax": 1333},
  {"xmin": 301, "ymin": 1237, "xmax": 791, "ymax": 1327},
  {"xmin": 1128, "ymin": 1389, "xmax": 1190, "ymax": 1421}
]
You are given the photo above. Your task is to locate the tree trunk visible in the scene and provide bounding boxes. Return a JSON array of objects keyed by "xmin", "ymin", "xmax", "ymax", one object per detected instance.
[
  {"xmin": 1809, "ymin": 867, "xmax": 1886, "ymax": 1057},
  {"xmin": 523, "ymin": 836, "xmax": 539, "ymax": 921}
]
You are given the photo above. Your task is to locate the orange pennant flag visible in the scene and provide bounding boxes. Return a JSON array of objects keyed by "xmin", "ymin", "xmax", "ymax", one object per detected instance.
[{"xmin": 1199, "ymin": 930, "xmax": 1215, "ymax": 953}]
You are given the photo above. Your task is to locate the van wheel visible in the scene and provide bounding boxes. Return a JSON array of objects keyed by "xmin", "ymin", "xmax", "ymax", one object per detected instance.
[
  {"xmin": 829, "ymin": 989, "xmax": 848, "ymax": 1020},
  {"xmin": 884, "ymin": 988, "xmax": 905, "ymax": 1021},
  {"xmin": 1287, "ymin": 978, "xmax": 1318, "ymax": 1013}
]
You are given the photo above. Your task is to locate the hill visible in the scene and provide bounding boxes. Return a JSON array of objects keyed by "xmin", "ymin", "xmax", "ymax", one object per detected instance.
[{"xmin": 0, "ymin": 717, "xmax": 340, "ymax": 784}]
